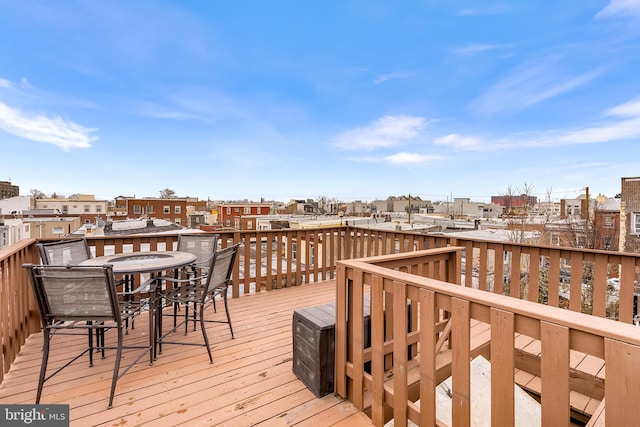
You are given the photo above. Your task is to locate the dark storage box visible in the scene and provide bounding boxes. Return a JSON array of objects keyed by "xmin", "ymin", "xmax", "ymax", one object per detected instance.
[
  {"xmin": 292, "ymin": 301, "xmax": 371, "ymax": 397},
  {"xmin": 292, "ymin": 304, "xmax": 336, "ymax": 397}
]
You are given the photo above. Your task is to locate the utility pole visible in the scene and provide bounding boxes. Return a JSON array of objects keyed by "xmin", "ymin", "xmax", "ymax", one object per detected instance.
[
  {"xmin": 585, "ymin": 186, "xmax": 590, "ymax": 248},
  {"xmin": 408, "ymin": 193, "xmax": 411, "ymax": 224}
]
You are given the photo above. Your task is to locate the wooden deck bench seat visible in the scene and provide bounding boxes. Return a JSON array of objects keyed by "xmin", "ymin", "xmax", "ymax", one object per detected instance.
[{"xmin": 513, "ymin": 333, "xmax": 605, "ymax": 423}]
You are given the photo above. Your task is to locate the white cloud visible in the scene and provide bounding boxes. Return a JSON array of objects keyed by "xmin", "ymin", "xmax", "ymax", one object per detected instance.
[
  {"xmin": 606, "ymin": 96, "xmax": 640, "ymax": 117},
  {"xmin": 437, "ymin": 96, "xmax": 640, "ymax": 151},
  {"xmin": 459, "ymin": 5, "xmax": 509, "ymax": 16},
  {"xmin": 451, "ymin": 43, "xmax": 510, "ymax": 57},
  {"xmin": 332, "ymin": 115, "xmax": 428, "ymax": 151},
  {"xmin": 0, "ymin": 102, "xmax": 97, "ymax": 149},
  {"xmin": 434, "ymin": 134, "xmax": 482, "ymax": 149},
  {"xmin": 596, "ymin": 0, "xmax": 640, "ymax": 18},
  {"xmin": 373, "ymin": 71, "xmax": 414, "ymax": 84},
  {"xmin": 384, "ymin": 152, "xmax": 444, "ymax": 164},
  {"xmin": 472, "ymin": 59, "xmax": 604, "ymax": 116}
]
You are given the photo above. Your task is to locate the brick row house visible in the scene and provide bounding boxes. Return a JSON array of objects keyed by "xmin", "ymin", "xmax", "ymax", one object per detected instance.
[
  {"xmin": 621, "ymin": 177, "xmax": 640, "ymax": 253},
  {"xmin": 218, "ymin": 202, "xmax": 272, "ymax": 230},
  {"xmin": 115, "ymin": 197, "xmax": 189, "ymax": 226}
]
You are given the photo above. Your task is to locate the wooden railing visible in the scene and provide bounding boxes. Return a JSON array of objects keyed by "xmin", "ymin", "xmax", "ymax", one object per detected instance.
[
  {"xmin": 2, "ymin": 226, "xmax": 640, "ymax": 390},
  {"xmin": 0, "ymin": 239, "xmax": 41, "ymax": 383},
  {"xmin": 335, "ymin": 248, "xmax": 640, "ymax": 426},
  {"xmin": 347, "ymin": 229, "xmax": 640, "ymax": 323}
]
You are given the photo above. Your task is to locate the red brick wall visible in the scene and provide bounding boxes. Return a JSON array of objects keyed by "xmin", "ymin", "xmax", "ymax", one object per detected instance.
[{"xmin": 622, "ymin": 177, "xmax": 640, "ymax": 253}]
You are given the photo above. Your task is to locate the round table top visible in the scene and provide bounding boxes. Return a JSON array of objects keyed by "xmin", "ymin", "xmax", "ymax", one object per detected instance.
[{"xmin": 79, "ymin": 251, "xmax": 196, "ymax": 274}]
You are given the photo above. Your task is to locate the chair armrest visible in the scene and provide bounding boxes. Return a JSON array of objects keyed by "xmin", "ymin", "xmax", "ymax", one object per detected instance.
[
  {"xmin": 154, "ymin": 273, "xmax": 207, "ymax": 286},
  {"xmin": 121, "ymin": 276, "xmax": 159, "ymax": 295}
]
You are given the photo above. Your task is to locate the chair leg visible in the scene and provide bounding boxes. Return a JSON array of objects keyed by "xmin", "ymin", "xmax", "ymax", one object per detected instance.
[
  {"xmin": 223, "ymin": 294, "xmax": 234, "ymax": 339},
  {"xmin": 184, "ymin": 303, "xmax": 190, "ymax": 335},
  {"xmin": 36, "ymin": 330, "xmax": 52, "ymax": 404},
  {"xmin": 108, "ymin": 327, "xmax": 125, "ymax": 409},
  {"xmin": 199, "ymin": 305, "xmax": 213, "ymax": 364},
  {"xmin": 88, "ymin": 325, "xmax": 94, "ymax": 367},
  {"xmin": 156, "ymin": 296, "xmax": 164, "ymax": 356},
  {"xmin": 192, "ymin": 302, "xmax": 197, "ymax": 331}
]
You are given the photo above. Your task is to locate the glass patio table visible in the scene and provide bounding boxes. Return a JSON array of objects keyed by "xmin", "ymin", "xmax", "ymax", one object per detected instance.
[{"xmin": 78, "ymin": 251, "xmax": 197, "ymax": 359}]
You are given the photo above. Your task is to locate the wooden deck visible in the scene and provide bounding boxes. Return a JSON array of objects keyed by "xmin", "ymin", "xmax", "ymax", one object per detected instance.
[
  {"xmin": 0, "ymin": 280, "xmax": 374, "ymax": 427},
  {"xmin": 0, "ymin": 276, "xmax": 607, "ymax": 426}
]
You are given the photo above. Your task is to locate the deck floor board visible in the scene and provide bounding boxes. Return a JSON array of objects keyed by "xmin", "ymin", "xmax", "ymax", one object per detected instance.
[{"xmin": 0, "ymin": 280, "xmax": 374, "ymax": 427}]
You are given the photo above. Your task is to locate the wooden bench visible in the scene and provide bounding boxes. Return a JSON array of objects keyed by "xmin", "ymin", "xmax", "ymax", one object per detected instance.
[{"xmin": 513, "ymin": 333, "xmax": 604, "ymax": 423}]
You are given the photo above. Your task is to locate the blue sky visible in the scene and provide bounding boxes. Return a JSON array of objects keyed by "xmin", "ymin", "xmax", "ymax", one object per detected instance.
[{"xmin": 1, "ymin": 1, "xmax": 639, "ymax": 203}]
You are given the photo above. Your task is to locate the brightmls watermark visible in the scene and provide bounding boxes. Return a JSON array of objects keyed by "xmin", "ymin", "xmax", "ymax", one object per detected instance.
[{"xmin": 1, "ymin": 405, "xmax": 69, "ymax": 426}]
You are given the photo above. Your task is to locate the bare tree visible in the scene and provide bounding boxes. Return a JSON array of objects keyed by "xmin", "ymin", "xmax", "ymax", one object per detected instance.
[
  {"xmin": 159, "ymin": 188, "xmax": 176, "ymax": 199},
  {"xmin": 29, "ymin": 188, "xmax": 47, "ymax": 199},
  {"xmin": 316, "ymin": 195, "xmax": 329, "ymax": 214},
  {"xmin": 503, "ymin": 182, "xmax": 536, "ymax": 244}
]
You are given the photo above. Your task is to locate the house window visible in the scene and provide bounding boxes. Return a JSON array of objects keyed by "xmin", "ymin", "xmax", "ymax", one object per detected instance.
[
  {"xmin": 244, "ymin": 207, "xmax": 251, "ymax": 214},
  {"xmin": 292, "ymin": 242, "xmax": 297, "ymax": 259},
  {"xmin": 604, "ymin": 216, "xmax": 614, "ymax": 229},
  {"xmin": 134, "ymin": 205, "xmax": 141, "ymax": 214},
  {"xmin": 25, "ymin": 225, "xmax": 29, "ymax": 232},
  {"xmin": 164, "ymin": 206, "xmax": 170, "ymax": 214},
  {"xmin": 52, "ymin": 226, "xmax": 64, "ymax": 234},
  {"xmin": 148, "ymin": 205, "xmax": 154, "ymax": 213},
  {"xmin": 234, "ymin": 207, "xmax": 239, "ymax": 212},
  {"xmin": 225, "ymin": 219, "xmax": 231, "ymax": 227},
  {"xmin": 226, "ymin": 207, "xmax": 231, "ymax": 214},
  {"xmin": 551, "ymin": 234, "xmax": 560, "ymax": 246},
  {"xmin": 633, "ymin": 213, "xmax": 640, "ymax": 234},
  {"xmin": 247, "ymin": 220, "xmax": 253, "ymax": 229},
  {"xmin": 175, "ymin": 206, "xmax": 181, "ymax": 214},
  {"xmin": 174, "ymin": 218, "xmax": 181, "ymax": 225},
  {"xmin": 62, "ymin": 205, "xmax": 68, "ymax": 213},
  {"xmin": 84, "ymin": 204, "xmax": 90, "ymax": 213},
  {"xmin": 96, "ymin": 205, "xmax": 102, "ymax": 213}
]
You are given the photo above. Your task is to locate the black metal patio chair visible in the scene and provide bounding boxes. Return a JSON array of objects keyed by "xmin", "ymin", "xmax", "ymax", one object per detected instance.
[
  {"xmin": 155, "ymin": 244, "xmax": 239, "ymax": 363},
  {"xmin": 37, "ymin": 238, "xmax": 147, "ymax": 336},
  {"xmin": 37, "ymin": 238, "xmax": 93, "ymax": 265},
  {"xmin": 23, "ymin": 264, "xmax": 155, "ymax": 409}
]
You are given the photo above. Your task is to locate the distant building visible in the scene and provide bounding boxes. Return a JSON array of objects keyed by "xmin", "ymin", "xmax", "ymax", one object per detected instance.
[
  {"xmin": 370, "ymin": 196, "xmax": 433, "ymax": 214},
  {"xmin": 0, "ymin": 196, "xmax": 34, "ymax": 215},
  {"xmin": 433, "ymin": 198, "xmax": 503, "ymax": 219},
  {"xmin": 593, "ymin": 195, "xmax": 620, "ymax": 251},
  {"xmin": 532, "ymin": 200, "xmax": 561, "ymax": 218},
  {"xmin": 36, "ymin": 194, "xmax": 109, "ymax": 225},
  {"xmin": 620, "ymin": 177, "xmax": 640, "ymax": 253},
  {"xmin": 115, "ymin": 196, "xmax": 189, "ymax": 226},
  {"xmin": 491, "ymin": 194, "xmax": 537, "ymax": 214},
  {"xmin": 283, "ymin": 199, "xmax": 318, "ymax": 215},
  {"xmin": 23, "ymin": 217, "xmax": 82, "ymax": 239},
  {"xmin": 218, "ymin": 202, "xmax": 271, "ymax": 229},
  {"xmin": 0, "ymin": 181, "xmax": 19, "ymax": 200},
  {"xmin": 0, "ymin": 218, "xmax": 32, "ymax": 249}
]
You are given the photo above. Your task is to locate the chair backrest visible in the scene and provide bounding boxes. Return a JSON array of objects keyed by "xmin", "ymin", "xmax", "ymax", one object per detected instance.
[
  {"xmin": 204, "ymin": 244, "xmax": 239, "ymax": 297},
  {"xmin": 177, "ymin": 234, "xmax": 219, "ymax": 265},
  {"xmin": 24, "ymin": 264, "xmax": 121, "ymax": 324},
  {"xmin": 37, "ymin": 238, "xmax": 93, "ymax": 265}
]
